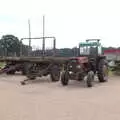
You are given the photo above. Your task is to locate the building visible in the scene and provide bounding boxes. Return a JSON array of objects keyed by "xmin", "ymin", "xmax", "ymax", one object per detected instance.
[{"xmin": 104, "ymin": 49, "xmax": 120, "ymax": 61}]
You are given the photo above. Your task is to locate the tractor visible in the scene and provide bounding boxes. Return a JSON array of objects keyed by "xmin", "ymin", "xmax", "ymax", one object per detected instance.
[{"xmin": 61, "ymin": 39, "xmax": 108, "ymax": 87}]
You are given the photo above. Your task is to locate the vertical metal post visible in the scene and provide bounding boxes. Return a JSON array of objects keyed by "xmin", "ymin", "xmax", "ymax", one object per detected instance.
[
  {"xmin": 20, "ymin": 39, "xmax": 22, "ymax": 57},
  {"xmin": 42, "ymin": 15, "xmax": 45, "ymax": 58},
  {"xmin": 53, "ymin": 38, "xmax": 56, "ymax": 56},
  {"xmin": 28, "ymin": 19, "xmax": 31, "ymax": 56},
  {"xmin": 79, "ymin": 44, "xmax": 80, "ymax": 56}
]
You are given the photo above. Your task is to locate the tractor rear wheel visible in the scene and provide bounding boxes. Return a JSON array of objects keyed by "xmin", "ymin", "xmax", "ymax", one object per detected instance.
[
  {"xmin": 61, "ymin": 71, "xmax": 69, "ymax": 86},
  {"xmin": 98, "ymin": 59, "xmax": 108, "ymax": 82}
]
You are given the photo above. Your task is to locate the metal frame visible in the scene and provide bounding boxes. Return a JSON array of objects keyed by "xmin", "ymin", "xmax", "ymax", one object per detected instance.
[
  {"xmin": 20, "ymin": 36, "xmax": 56, "ymax": 57},
  {"xmin": 86, "ymin": 39, "xmax": 100, "ymax": 42}
]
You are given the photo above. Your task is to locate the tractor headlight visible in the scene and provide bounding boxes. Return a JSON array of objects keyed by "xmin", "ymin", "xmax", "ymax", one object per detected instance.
[{"xmin": 76, "ymin": 65, "xmax": 81, "ymax": 69}]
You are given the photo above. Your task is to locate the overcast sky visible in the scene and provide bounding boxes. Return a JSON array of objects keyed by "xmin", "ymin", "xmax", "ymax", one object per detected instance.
[{"xmin": 0, "ymin": 0, "xmax": 120, "ymax": 49}]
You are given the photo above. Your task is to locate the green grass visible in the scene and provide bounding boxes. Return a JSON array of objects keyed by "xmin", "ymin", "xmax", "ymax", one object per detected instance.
[
  {"xmin": 0, "ymin": 62, "xmax": 6, "ymax": 68},
  {"xmin": 108, "ymin": 70, "xmax": 113, "ymax": 75}
]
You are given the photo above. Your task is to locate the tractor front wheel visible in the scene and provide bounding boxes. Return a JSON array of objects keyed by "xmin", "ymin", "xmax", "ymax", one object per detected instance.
[
  {"xmin": 98, "ymin": 59, "xmax": 108, "ymax": 82},
  {"xmin": 86, "ymin": 71, "xmax": 94, "ymax": 87}
]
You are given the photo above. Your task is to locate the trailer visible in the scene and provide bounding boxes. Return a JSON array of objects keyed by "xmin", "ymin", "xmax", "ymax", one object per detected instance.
[
  {"xmin": 0, "ymin": 57, "xmax": 70, "ymax": 85},
  {"xmin": 0, "ymin": 37, "xmax": 71, "ymax": 85}
]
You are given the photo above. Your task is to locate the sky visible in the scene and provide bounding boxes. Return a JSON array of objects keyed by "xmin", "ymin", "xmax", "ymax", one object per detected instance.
[{"xmin": 0, "ymin": 0, "xmax": 120, "ymax": 49}]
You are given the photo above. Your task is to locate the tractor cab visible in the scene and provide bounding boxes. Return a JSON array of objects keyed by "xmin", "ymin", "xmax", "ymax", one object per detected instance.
[{"xmin": 79, "ymin": 39, "xmax": 102, "ymax": 57}]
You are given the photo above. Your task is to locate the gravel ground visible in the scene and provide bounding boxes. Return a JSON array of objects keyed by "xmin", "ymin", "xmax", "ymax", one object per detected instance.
[{"xmin": 0, "ymin": 74, "xmax": 120, "ymax": 120}]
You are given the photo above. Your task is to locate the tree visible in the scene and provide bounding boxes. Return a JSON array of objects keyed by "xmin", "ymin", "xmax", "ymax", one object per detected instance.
[
  {"xmin": 0, "ymin": 35, "xmax": 21, "ymax": 56},
  {"xmin": 0, "ymin": 34, "xmax": 30, "ymax": 56}
]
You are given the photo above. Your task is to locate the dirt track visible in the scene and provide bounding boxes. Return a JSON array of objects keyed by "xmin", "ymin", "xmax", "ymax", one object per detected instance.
[{"xmin": 0, "ymin": 74, "xmax": 120, "ymax": 120}]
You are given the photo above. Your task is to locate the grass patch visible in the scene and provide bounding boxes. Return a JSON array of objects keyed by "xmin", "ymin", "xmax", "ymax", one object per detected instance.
[{"xmin": 0, "ymin": 62, "xmax": 6, "ymax": 68}]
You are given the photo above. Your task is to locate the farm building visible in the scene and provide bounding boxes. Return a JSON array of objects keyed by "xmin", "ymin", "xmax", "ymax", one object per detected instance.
[{"xmin": 104, "ymin": 49, "xmax": 120, "ymax": 61}]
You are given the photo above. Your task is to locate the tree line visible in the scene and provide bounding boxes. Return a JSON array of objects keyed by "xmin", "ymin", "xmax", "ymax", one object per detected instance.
[
  {"xmin": 0, "ymin": 35, "xmax": 30, "ymax": 56},
  {"xmin": 0, "ymin": 34, "xmax": 118, "ymax": 57}
]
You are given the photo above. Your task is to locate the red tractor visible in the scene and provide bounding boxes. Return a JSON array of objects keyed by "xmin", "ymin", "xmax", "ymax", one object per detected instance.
[{"xmin": 61, "ymin": 39, "xmax": 108, "ymax": 87}]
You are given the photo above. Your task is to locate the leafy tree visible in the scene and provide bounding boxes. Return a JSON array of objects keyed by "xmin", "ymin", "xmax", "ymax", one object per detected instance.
[
  {"xmin": 0, "ymin": 34, "xmax": 30, "ymax": 56},
  {"xmin": 0, "ymin": 35, "xmax": 21, "ymax": 56}
]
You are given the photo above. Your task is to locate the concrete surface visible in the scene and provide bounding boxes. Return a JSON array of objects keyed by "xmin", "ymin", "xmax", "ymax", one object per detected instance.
[{"xmin": 0, "ymin": 74, "xmax": 120, "ymax": 120}]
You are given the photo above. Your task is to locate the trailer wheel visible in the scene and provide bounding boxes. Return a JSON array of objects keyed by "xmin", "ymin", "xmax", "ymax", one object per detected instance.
[
  {"xmin": 50, "ymin": 65, "xmax": 60, "ymax": 82},
  {"xmin": 22, "ymin": 62, "xmax": 30, "ymax": 75},
  {"xmin": 86, "ymin": 71, "xmax": 94, "ymax": 87},
  {"xmin": 98, "ymin": 59, "xmax": 108, "ymax": 82},
  {"xmin": 23, "ymin": 63, "xmax": 36, "ymax": 80},
  {"xmin": 61, "ymin": 71, "xmax": 69, "ymax": 86}
]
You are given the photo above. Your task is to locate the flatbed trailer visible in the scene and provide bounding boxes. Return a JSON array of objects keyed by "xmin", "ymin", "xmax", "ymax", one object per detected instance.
[
  {"xmin": 0, "ymin": 56, "xmax": 69, "ymax": 63},
  {"xmin": 0, "ymin": 36, "xmax": 71, "ymax": 84},
  {"xmin": 0, "ymin": 56, "xmax": 70, "ymax": 84}
]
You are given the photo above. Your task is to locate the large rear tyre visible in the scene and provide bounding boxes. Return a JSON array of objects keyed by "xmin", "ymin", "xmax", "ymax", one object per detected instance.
[
  {"xmin": 86, "ymin": 71, "xmax": 94, "ymax": 87},
  {"xmin": 98, "ymin": 59, "xmax": 108, "ymax": 82},
  {"xmin": 61, "ymin": 71, "xmax": 69, "ymax": 86}
]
